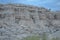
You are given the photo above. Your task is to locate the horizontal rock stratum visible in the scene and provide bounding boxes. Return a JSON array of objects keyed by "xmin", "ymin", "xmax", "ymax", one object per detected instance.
[{"xmin": 0, "ymin": 4, "xmax": 60, "ymax": 40}]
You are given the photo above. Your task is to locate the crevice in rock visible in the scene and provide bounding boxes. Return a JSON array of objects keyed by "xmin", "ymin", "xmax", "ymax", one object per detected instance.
[{"xmin": 30, "ymin": 15, "xmax": 35, "ymax": 23}]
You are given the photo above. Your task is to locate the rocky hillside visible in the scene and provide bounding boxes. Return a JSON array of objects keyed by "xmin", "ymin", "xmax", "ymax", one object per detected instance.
[{"xmin": 0, "ymin": 4, "xmax": 60, "ymax": 40}]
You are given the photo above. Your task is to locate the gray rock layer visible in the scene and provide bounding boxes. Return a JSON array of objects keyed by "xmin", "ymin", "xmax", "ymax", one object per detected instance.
[{"xmin": 0, "ymin": 4, "xmax": 60, "ymax": 40}]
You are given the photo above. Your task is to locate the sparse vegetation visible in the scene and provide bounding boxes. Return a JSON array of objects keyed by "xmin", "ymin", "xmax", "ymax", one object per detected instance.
[
  {"xmin": 22, "ymin": 35, "xmax": 40, "ymax": 40},
  {"xmin": 22, "ymin": 34, "xmax": 60, "ymax": 40}
]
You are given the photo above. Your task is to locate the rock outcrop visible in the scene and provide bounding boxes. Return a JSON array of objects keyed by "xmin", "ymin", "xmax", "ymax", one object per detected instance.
[{"xmin": 0, "ymin": 4, "xmax": 60, "ymax": 40}]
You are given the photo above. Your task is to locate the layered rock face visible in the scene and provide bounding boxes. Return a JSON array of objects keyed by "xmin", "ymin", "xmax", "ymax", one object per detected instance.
[{"xmin": 0, "ymin": 4, "xmax": 60, "ymax": 40}]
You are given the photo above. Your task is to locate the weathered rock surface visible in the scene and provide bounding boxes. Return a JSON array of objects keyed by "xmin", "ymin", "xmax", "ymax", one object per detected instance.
[{"xmin": 0, "ymin": 4, "xmax": 60, "ymax": 40}]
